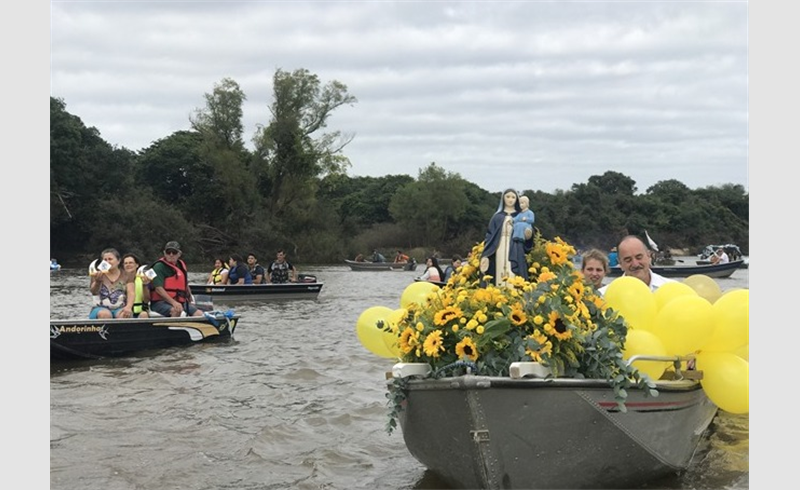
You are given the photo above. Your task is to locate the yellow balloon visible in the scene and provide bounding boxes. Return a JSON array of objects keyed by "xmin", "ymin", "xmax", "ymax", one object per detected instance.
[
  {"xmin": 382, "ymin": 308, "xmax": 408, "ymax": 357},
  {"xmin": 602, "ymin": 276, "xmax": 657, "ymax": 331},
  {"xmin": 733, "ymin": 344, "xmax": 749, "ymax": 362},
  {"xmin": 653, "ymin": 282, "xmax": 698, "ymax": 311},
  {"xmin": 401, "ymin": 281, "xmax": 440, "ymax": 309},
  {"xmin": 683, "ymin": 274, "xmax": 723, "ymax": 303},
  {"xmin": 623, "ymin": 329, "xmax": 669, "ymax": 380},
  {"xmin": 696, "ymin": 352, "xmax": 749, "ymax": 414},
  {"xmin": 702, "ymin": 289, "xmax": 749, "ymax": 353},
  {"xmin": 356, "ymin": 306, "xmax": 396, "ymax": 358},
  {"xmin": 652, "ymin": 295, "xmax": 715, "ymax": 356}
]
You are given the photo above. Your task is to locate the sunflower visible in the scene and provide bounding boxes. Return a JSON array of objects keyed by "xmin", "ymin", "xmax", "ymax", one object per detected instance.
[
  {"xmin": 433, "ymin": 306, "xmax": 463, "ymax": 326},
  {"xmin": 526, "ymin": 329, "xmax": 553, "ymax": 362},
  {"xmin": 399, "ymin": 327, "xmax": 420, "ymax": 354},
  {"xmin": 455, "ymin": 336, "xmax": 479, "ymax": 361},
  {"xmin": 423, "ymin": 330, "xmax": 445, "ymax": 357},
  {"xmin": 545, "ymin": 241, "xmax": 570, "ymax": 266},
  {"xmin": 567, "ymin": 277, "xmax": 585, "ymax": 299},
  {"xmin": 509, "ymin": 304, "xmax": 528, "ymax": 326}
]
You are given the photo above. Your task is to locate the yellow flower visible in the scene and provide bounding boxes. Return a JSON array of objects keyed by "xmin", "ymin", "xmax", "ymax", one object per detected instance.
[
  {"xmin": 526, "ymin": 330, "xmax": 553, "ymax": 362},
  {"xmin": 455, "ymin": 336, "xmax": 479, "ymax": 361},
  {"xmin": 423, "ymin": 330, "xmax": 445, "ymax": 357},
  {"xmin": 545, "ymin": 311, "xmax": 572, "ymax": 341},
  {"xmin": 399, "ymin": 327, "xmax": 419, "ymax": 354},
  {"xmin": 538, "ymin": 270, "xmax": 557, "ymax": 282},
  {"xmin": 476, "ymin": 325, "xmax": 485, "ymax": 335},
  {"xmin": 434, "ymin": 306, "xmax": 463, "ymax": 326},
  {"xmin": 568, "ymin": 279, "xmax": 585, "ymax": 299},
  {"xmin": 509, "ymin": 304, "xmax": 527, "ymax": 326}
]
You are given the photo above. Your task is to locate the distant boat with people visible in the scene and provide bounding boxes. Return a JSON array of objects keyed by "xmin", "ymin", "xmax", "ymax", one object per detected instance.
[
  {"xmin": 345, "ymin": 259, "xmax": 418, "ymax": 271},
  {"xmin": 696, "ymin": 244, "xmax": 748, "ymax": 268},
  {"xmin": 608, "ymin": 259, "xmax": 744, "ymax": 279}
]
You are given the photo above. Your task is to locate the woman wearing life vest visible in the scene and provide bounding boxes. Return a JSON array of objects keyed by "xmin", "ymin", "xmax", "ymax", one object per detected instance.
[
  {"xmin": 122, "ymin": 253, "xmax": 150, "ymax": 318},
  {"xmin": 150, "ymin": 241, "xmax": 203, "ymax": 317},
  {"xmin": 206, "ymin": 258, "xmax": 230, "ymax": 285},
  {"xmin": 393, "ymin": 250, "xmax": 410, "ymax": 263}
]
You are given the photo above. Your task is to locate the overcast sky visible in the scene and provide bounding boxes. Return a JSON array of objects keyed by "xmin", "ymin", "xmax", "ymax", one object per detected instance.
[{"xmin": 50, "ymin": 1, "xmax": 748, "ymax": 194}]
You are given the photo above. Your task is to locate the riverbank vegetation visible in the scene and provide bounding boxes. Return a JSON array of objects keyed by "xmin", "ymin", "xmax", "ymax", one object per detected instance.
[{"xmin": 51, "ymin": 69, "xmax": 748, "ymax": 266}]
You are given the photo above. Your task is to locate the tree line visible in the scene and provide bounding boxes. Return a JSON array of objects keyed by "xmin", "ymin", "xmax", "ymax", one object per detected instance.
[{"xmin": 50, "ymin": 69, "xmax": 748, "ymax": 266}]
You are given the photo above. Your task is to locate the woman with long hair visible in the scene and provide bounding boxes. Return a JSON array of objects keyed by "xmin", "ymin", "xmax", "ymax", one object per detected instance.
[
  {"xmin": 122, "ymin": 253, "xmax": 151, "ymax": 318},
  {"xmin": 417, "ymin": 256, "xmax": 445, "ymax": 283},
  {"xmin": 89, "ymin": 248, "xmax": 135, "ymax": 319}
]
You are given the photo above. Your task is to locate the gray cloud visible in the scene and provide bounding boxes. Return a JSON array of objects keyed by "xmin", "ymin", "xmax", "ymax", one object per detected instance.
[{"xmin": 51, "ymin": 1, "xmax": 748, "ymax": 194}]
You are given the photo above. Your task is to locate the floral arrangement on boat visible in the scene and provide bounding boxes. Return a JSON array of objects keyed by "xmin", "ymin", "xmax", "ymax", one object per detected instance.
[{"xmin": 356, "ymin": 232, "xmax": 658, "ymax": 434}]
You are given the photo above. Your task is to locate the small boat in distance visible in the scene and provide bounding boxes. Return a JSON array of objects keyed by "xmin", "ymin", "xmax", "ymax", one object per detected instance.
[
  {"xmin": 696, "ymin": 244, "xmax": 748, "ymax": 268},
  {"xmin": 51, "ymin": 312, "xmax": 239, "ymax": 361},
  {"xmin": 344, "ymin": 259, "xmax": 418, "ymax": 271},
  {"xmin": 608, "ymin": 259, "xmax": 744, "ymax": 279},
  {"xmin": 188, "ymin": 281, "xmax": 323, "ymax": 302}
]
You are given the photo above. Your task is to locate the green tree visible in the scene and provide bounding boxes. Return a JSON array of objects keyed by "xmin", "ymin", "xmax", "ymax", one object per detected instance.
[
  {"xmin": 388, "ymin": 163, "xmax": 470, "ymax": 246},
  {"xmin": 587, "ymin": 171, "xmax": 638, "ymax": 196},
  {"xmin": 251, "ymin": 68, "xmax": 357, "ymax": 218},
  {"xmin": 50, "ymin": 97, "xmax": 137, "ymax": 252},
  {"xmin": 190, "ymin": 77, "xmax": 247, "ymax": 152}
]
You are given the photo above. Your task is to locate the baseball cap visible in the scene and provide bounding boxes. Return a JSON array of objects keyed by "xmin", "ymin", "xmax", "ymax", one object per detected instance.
[{"xmin": 164, "ymin": 241, "xmax": 181, "ymax": 252}]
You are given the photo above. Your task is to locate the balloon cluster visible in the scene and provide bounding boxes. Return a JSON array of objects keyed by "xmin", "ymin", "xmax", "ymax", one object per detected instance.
[
  {"xmin": 604, "ymin": 275, "xmax": 748, "ymax": 414},
  {"xmin": 355, "ymin": 282, "xmax": 441, "ymax": 360}
]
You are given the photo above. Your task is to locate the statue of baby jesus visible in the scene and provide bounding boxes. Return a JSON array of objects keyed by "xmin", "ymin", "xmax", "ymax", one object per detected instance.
[{"xmin": 512, "ymin": 195, "xmax": 535, "ymax": 242}]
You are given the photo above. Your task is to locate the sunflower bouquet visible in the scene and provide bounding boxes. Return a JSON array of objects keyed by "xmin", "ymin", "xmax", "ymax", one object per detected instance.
[{"xmin": 385, "ymin": 232, "xmax": 653, "ymax": 433}]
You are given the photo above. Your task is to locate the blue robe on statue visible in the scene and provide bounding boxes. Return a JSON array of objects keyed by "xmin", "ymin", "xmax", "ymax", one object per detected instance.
[{"xmin": 481, "ymin": 189, "xmax": 533, "ymax": 285}]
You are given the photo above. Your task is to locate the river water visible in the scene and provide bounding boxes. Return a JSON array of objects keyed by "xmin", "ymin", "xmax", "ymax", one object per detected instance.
[{"xmin": 50, "ymin": 259, "xmax": 749, "ymax": 489}]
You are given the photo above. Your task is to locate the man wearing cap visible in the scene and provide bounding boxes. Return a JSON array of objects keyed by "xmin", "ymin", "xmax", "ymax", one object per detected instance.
[{"xmin": 149, "ymin": 241, "xmax": 203, "ymax": 317}]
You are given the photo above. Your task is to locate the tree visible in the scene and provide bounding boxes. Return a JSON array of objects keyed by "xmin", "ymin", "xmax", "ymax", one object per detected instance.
[
  {"xmin": 388, "ymin": 163, "xmax": 470, "ymax": 246},
  {"xmin": 587, "ymin": 171, "xmax": 638, "ymax": 196},
  {"xmin": 251, "ymin": 68, "xmax": 358, "ymax": 218},
  {"xmin": 190, "ymin": 77, "xmax": 246, "ymax": 152},
  {"xmin": 646, "ymin": 179, "xmax": 691, "ymax": 206},
  {"xmin": 50, "ymin": 97, "xmax": 137, "ymax": 252}
]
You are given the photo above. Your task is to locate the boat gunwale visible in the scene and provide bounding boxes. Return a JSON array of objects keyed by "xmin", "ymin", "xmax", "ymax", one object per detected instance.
[
  {"xmin": 50, "ymin": 315, "xmax": 241, "ymax": 326},
  {"xmin": 387, "ymin": 374, "xmax": 702, "ymax": 393}
]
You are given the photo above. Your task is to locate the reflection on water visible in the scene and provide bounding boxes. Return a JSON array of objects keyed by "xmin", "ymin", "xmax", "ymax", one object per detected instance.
[{"xmin": 51, "ymin": 263, "xmax": 749, "ymax": 489}]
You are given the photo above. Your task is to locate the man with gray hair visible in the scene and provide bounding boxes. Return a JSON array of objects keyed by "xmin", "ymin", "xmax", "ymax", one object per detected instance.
[{"xmin": 599, "ymin": 235, "xmax": 675, "ymax": 295}]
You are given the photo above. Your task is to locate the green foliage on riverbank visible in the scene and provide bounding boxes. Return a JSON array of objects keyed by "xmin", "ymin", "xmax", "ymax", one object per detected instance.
[{"xmin": 50, "ymin": 71, "xmax": 748, "ymax": 266}]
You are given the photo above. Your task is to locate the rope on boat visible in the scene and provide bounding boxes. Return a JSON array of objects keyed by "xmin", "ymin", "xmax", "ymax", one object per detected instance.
[{"xmin": 436, "ymin": 359, "xmax": 478, "ymax": 376}]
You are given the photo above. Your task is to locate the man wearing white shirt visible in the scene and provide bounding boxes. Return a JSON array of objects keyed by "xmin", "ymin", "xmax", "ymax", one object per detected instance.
[
  {"xmin": 598, "ymin": 235, "xmax": 676, "ymax": 295},
  {"xmin": 711, "ymin": 248, "xmax": 730, "ymax": 264}
]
